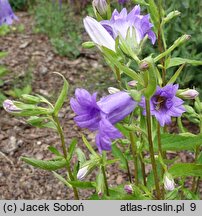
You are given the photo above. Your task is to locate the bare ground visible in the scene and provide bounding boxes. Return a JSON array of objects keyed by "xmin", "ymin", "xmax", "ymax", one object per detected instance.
[{"xmin": 0, "ymin": 12, "xmax": 201, "ymax": 200}]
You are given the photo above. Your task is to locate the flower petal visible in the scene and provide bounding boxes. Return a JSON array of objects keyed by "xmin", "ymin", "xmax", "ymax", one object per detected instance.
[
  {"xmin": 96, "ymin": 118, "xmax": 122, "ymax": 152},
  {"xmin": 83, "ymin": 16, "xmax": 116, "ymax": 51}
]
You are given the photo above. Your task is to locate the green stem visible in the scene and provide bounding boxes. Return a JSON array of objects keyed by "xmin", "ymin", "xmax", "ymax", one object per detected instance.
[
  {"xmin": 53, "ymin": 115, "xmax": 79, "ymax": 200},
  {"xmin": 200, "ymin": 115, "xmax": 202, "ymax": 134},
  {"xmin": 145, "ymin": 99, "xmax": 161, "ymax": 199},
  {"xmin": 125, "ymin": 158, "xmax": 132, "ymax": 183},
  {"xmin": 177, "ymin": 117, "xmax": 185, "ymax": 133},
  {"xmin": 195, "ymin": 177, "xmax": 201, "ymax": 194},
  {"xmin": 129, "ymin": 132, "xmax": 139, "ymax": 186},
  {"xmin": 192, "ymin": 146, "xmax": 200, "ymax": 192},
  {"xmin": 101, "ymin": 152, "xmax": 110, "ymax": 196},
  {"xmin": 140, "ymin": 152, "xmax": 147, "ymax": 186},
  {"xmin": 157, "ymin": 123, "xmax": 165, "ymax": 199},
  {"xmin": 157, "ymin": 123, "xmax": 164, "ymax": 158}
]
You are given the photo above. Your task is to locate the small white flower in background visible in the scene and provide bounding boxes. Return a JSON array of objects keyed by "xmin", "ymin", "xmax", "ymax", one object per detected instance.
[
  {"xmin": 77, "ymin": 166, "xmax": 89, "ymax": 181},
  {"xmin": 83, "ymin": 16, "xmax": 116, "ymax": 52},
  {"xmin": 3, "ymin": 99, "xmax": 22, "ymax": 113},
  {"xmin": 179, "ymin": 89, "xmax": 199, "ymax": 100},
  {"xmin": 164, "ymin": 173, "xmax": 175, "ymax": 191},
  {"xmin": 108, "ymin": 87, "xmax": 120, "ymax": 94},
  {"xmin": 124, "ymin": 184, "xmax": 133, "ymax": 194},
  {"xmin": 93, "ymin": 0, "xmax": 108, "ymax": 16}
]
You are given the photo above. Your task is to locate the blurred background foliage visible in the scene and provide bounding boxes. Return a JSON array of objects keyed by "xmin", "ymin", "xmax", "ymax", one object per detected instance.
[{"xmin": 7, "ymin": 0, "xmax": 202, "ymax": 96}]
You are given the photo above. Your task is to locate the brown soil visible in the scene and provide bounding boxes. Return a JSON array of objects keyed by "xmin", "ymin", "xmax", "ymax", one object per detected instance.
[{"xmin": 0, "ymin": 12, "xmax": 201, "ymax": 200}]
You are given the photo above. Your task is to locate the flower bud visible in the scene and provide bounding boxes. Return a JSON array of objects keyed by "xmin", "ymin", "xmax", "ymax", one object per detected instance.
[
  {"xmin": 93, "ymin": 0, "xmax": 108, "ymax": 16},
  {"xmin": 82, "ymin": 41, "xmax": 95, "ymax": 49},
  {"xmin": 124, "ymin": 185, "xmax": 133, "ymax": 194},
  {"xmin": 83, "ymin": 16, "xmax": 115, "ymax": 51},
  {"xmin": 184, "ymin": 105, "xmax": 196, "ymax": 114},
  {"xmin": 179, "ymin": 89, "xmax": 199, "ymax": 100},
  {"xmin": 3, "ymin": 99, "xmax": 22, "ymax": 113},
  {"xmin": 21, "ymin": 94, "xmax": 41, "ymax": 104},
  {"xmin": 164, "ymin": 173, "xmax": 175, "ymax": 191},
  {"xmin": 108, "ymin": 87, "xmax": 120, "ymax": 94},
  {"xmin": 77, "ymin": 166, "xmax": 89, "ymax": 181},
  {"xmin": 139, "ymin": 61, "xmax": 149, "ymax": 70},
  {"xmin": 128, "ymin": 80, "xmax": 138, "ymax": 87}
]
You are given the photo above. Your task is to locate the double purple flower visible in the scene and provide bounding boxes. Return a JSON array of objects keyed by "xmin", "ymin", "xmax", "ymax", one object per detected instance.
[
  {"xmin": 140, "ymin": 84, "xmax": 185, "ymax": 127},
  {"xmin": 0, "ymin": 0, "xmax": 18, "ymax": 26},
  {"xmin": 100, "ymin": 5, "xmax": 156, "ymax": 45},
  {"xmin": 70, "ymin": 88, "xmax": 137, "ymax": 152}
]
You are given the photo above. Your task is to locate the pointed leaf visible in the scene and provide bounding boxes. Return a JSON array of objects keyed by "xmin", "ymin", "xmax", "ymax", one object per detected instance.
[
  {"xmin": 167, "ymin": 64, "xmax": 185, "ymax": 84},
  {"xmin": 82, "ymin": 135, "xmax": 98, "ymax": 156},
  {"xmin": 153, "ymin": 133, "xmax": 202, "ymax": 152},
  {"xmin": 53, "ymin": 73, "xmax": 69, "ymax": 115},
  {"xmin": 166, "ymin": 57, "xmax": 202, "ymax": 69},
  {"xmin": 52, "ymin": 171, "xmax": 72, "ymax": 188},
  {"xmin": 169, "ymin": 164, "xmax": 202, "ymax": 177},
  {"xmin": 76, "ymin": 148, "xmax": 86, "ymax": 165},
  {"xmin": 68, "ymin": 181, "xmax": 96, "ymax": 189},
  {"xmin": 48, "ymin": 146, "xmax": 62, "ymax": 157},
  {"xmin": 21, "ymin": 157, "xmax": 66, "ymax": 171},
  {"xmin": 68, "ymin": 138, "xmax": 78, "ymax": 160}
]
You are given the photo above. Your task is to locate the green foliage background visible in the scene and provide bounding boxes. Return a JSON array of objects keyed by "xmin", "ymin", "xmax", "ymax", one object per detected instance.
[{"xmin": 163, "ymin": 0, "xmax": 202, "ymax": 95}]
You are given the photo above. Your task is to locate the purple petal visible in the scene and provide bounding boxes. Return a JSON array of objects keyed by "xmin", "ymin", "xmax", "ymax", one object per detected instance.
[
  {"xmin": 0, "ymin": 0, "xmax": 18, "ymax": 26},
  {"xmin": 96, "ymin": 118, "xmax": 123, "ymax": 152}
]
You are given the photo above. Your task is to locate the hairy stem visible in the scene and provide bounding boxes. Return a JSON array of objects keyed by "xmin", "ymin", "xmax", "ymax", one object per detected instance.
[
  {"xmin": 140, "ymin": 152, "xmax": 147, "ymax": 186},
  {"xmin": 129, "ymin": 132, "xmax": 139, "ymax": 185},
  {"xmin": 145, "ymin": 99, "xmax": 161, "ymax": 199},
  {"xmin": 53, "ymin": 115, "xmax": 79, "ymax": 200},
  {"xmin": 157, "ymin": 123, "xmax": 165, "ymax": 199},
  {"xmin": 125, "ymin": 157, "xmax": 132, "ymax": 183},
  {"xmin": 192, "ymin": 146, "xmax": 200, "ymax": 192},
  {"xmin": 101, "ymin": 153, "xmax": 110, "ymax": 196}
]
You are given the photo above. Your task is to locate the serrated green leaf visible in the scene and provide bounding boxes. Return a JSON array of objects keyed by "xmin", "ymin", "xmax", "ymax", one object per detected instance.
[
  {"xmin": 53, "ymin": 73, "xmax": 69, "ymax": 115},
  {"xmin": 166, "ymin": 57, "xmax": 202, "ymax": 69},
  {"xmin": 76, "ymin": 148, "xmax": 86, "ymax": 165},
  {"xmin": 48, "ymin": 146, "xmax": 62, "ymax": 157},
  {"xmin": 167, "ymin": 64, "xmax": 185, "ymax": 84},
  {"xmin": 42, "ymin": 121, "xmax": 57, "ymax": 130},
  {"xmin": 21, "ymin": 157, "xmax": 66, "ymax": 171},
  {"xmin": 21, "ymin": 94, "xmax": 41, "ymax": 104},
  {"xmin": 169, "ymin": 163, "xmax": 202, "ymax": 177},
  {"xmin": 153, "ymin": 133, "xmax": 202, "ymax": 152},
  {"xmin": 68, "ymin": 138, "xmax": 77, "ymax": 160}
]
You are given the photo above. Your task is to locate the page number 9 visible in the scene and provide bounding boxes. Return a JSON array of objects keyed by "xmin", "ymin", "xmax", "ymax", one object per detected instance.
[{"xmin": 190, "ymin": 203, "xmax": 196, "ymax": 211}]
